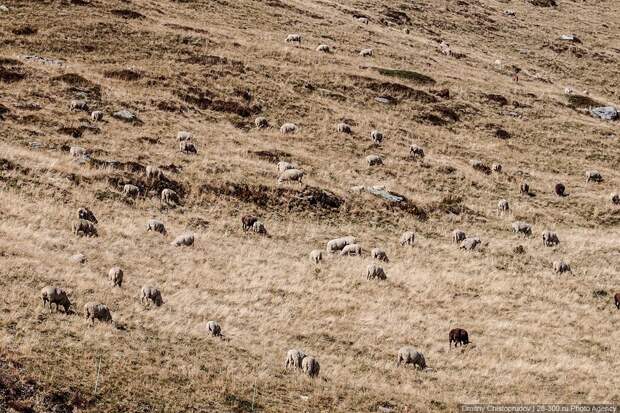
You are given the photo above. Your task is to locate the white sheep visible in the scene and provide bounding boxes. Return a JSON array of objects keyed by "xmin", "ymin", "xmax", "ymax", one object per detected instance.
[
  {"xmin": 400, "ymin": 231, "xmax": 415, "ymax": 246},
  {"xmin": 280, "ymin": 123, "xmax": 298, "ymax": 134},
  {"xmin": 553, "ymin": 260, "xmax": 571, "ymax": 274},
  {"xmin": 177, "ymin": 131, "xmax": 192, "ymax": 141},
  {"xmin": 285, "ymin": 34, "xmax": 302, "ymax": 45},
  {"xmin": 108, "ymin": 267, "xmax": 123, "ymax": 287},
  {"xmin": 171, "ymin": 232, "xmax": 194, "ymax": 247},
  {"xmin": 439, "ymin": 41, "xmax": 451, "ymax": 56},
  {"xmin": 542, "ymin": 230, "xmax": 559, "ymax": 247},
  {"xmin": 366, "ymin": 154, "xmax": 383, "ymax": 166},
  {"xmin": 367, "ymin": 263, "xmax": 386, "ymax": 280},
  {"xmin": 511, "ymin": 221, "xmax": 532, "ymax": 236},
  {"xmin": 207, "ymin": 320, "xmax": 222, "ymax": 336},
  {"xmin": 146, "ymin": 219, "xmax": 167, "ymax": 235},
  {"xmin": 141, "ymin": 285, "xmax": 163, "ymax": 306},
  {"xmin": 301, "ymin": 356, "xmax": 320, "ymax": 377},
  {"xmin": 91, "ymin": 111, "xmax": 103, "ymax": 121},
  {"xmin": 370, "ymin": 130, "xmax": 384, "ymax": 144},
  {"xmin": 278, "ymin": 168, "xmax": 304, "ymax": 184},
  {"xmin": 340, "ymin": 244, "xmax": 362, "ymax": 256},
  {"xmin": 255, "ymin": 117, "xmax": 269, "ymax": 129},
  {"xmin": 497, "ymin": 199, "xmax": 510, "ymax": 214},
  {"xmin": 161, "ymin": 188, "xmax": 179, "ymax": 206},
  {"xmin": 309, "ymin": 250, "xmax": 323, "ymax": 264},
  {"xmin": 585, "ymin": 170, "xmax": 603, "ymax": 183},
  {"xmin": 146, "ymin": 165, "xmax": 163, "ymax": 181},
  {"xmin": 252, "ymin": 220, "xmax": 267, "ymax": 235},
  {"xmin": 41, "ymin": 286, "xmax": 72, "ymax": 313},
  {"xmin": 277, "ymin": 161, "xmax": 295, "ymax": 173},
  {"xmin": 396, "ymin": 347, "xmax": 426, "ymax": 369},
  {"xmin": 285, "ymin": 349, "xmax": 306, "ymax": 369},
  {"xmin": 371, "ymin": 248, "xmax": 389, "ymax": 262},
  {"xmin": 326, "ymin": 236, "xmax": 356, "ymax": 253},
  {"xmin": 123, "ymin": 184, "xmax": 140, "ymax": 198},
  {"xmin": 69, "ymin": 146, "xmax": 87, "ymax": 158},
  {"xmin": 452, "ymin": 229, "xmax": 466, "ymax": 243},
  {"xmin": 359, "ymin": 48, "xmax": 373, "ymax": 57},
  {"xmin": 356, "ymin": 17, "xmax": 369, "ymax": 24},
  {"xmin": 336, "ymin": 123, "xmax": 352, "ymax": 134},
  {"xmin": 316, "ymin": 44, "xmax": 331, "ymax": 53}
]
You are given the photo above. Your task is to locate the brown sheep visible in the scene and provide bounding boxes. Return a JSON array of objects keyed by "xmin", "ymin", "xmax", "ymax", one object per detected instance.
[
  {"xmin": 520, "ymin": 181, "xmax": 530, "ymax": 195},
  {"xmin": 614, "ymin": 292, "xmax": 619, "ymax": 310},
  {"xmin": 78, "ymin": 207, "xmax": 97, "ymax": 224},
  {"xmin": 242, "ymin": 215, "xmax": 258, "ymax": 231},
  {"xmin": 555, "ymin": 183, "xmax": 567, "ymax": 197},
  {"xmin": 73, "ymin": 219, "xmax": 98, "ymax": 237},
  {"xmin": 449, "ymin": 328, "xmax": 469, "ymax": 348}
]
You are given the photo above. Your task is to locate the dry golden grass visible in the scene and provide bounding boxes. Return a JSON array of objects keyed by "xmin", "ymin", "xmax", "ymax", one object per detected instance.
[{"xmin": 0, "ymin": 0, "xmax": 619, "ymax": 411}]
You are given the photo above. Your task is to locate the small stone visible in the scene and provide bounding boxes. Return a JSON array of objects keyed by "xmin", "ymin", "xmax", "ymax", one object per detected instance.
[{"xmin": 590, "ymin": 106, "xmax": 618, "ymax": 121}]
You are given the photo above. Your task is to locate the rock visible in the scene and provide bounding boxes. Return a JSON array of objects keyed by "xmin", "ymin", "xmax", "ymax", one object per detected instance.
[
  {"xmin": 19, "ymin": 54, "xmax": 64, "ymax": 66},
  {"xmin": 375, "ymin": 95, "xmax": 397, "ymax": 105},
  {"xmin": 504, "ymin": 10, "xmax": 515, "ymax": 16},
  {"xmin": 71, "ymin": 253, "xmax": 87, "ymax": 264},
  {"xmin": 366, "ymin": 186, "xmax": 404, "ymax": 202},
  {"xmin": 590, "ymin": 106, "xmax": 618, "ymax": 121},
  {"xmin": 0, "ymin": 5, "xmax": 8, "ymax": 12},
  {"xmin": 113, "ymin": 109, "xmax": 140, "ymax": 123},
  {"xmin": 559, "ymin": 34, "xmax": 581, "ymax": 43}
]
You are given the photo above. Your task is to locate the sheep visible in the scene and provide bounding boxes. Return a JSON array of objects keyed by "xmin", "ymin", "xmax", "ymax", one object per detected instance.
[
  {"xmin": 41, "ymin": 286, "xmax": 72, "ymax": 313},
  {"xmin": 207, "ymin": 320, "xmax": 221, "ymax": 337},
  {"xmin": 400, "ymin": 231, "xmax": 415, "ymax": 246},
  {"xmin": 555, "ymin": 183, "xmax": 566, "ymax": 197},
  {"xmin": 252, "ymin": 220, "xmax": 267, "ymax": 235},
  {"xmin": 309, "ymin": 250, "xmax": 323, "ymax": 264},
  {"xmin": 371, "ymin": 248, "xmax": 389, "ymax": 262},
  {"xmin": 141, "ymin": 285, "xmax": 163, "ymax": 306},
  {"xmin": 78, "ymin": 207, "xmax": 97, "ymax": 224},
  {"xmin": 370, "ymin": 130, "xmax": 384, "ymax": 144},
  {"xmin": 108, "ymin": 267, "xmax": 123, "ymax": 287},
  {"xmin": 356, "ymin": 16, "xmax": 369, "ymax": 24},
  {"xmin": 179, "ymin": 141, "xmax": 197, "ymax": 154},
  {"xmin": 336, "ymin": 123, "xmax": 352, "ymax": 134},
  {"xmin": 615, "ymin": 292, "xmax": 620, "ymax": 310},
  {"xmin": 326, "ymin": 236, "xmax": 356, "ymax": 253},
  {"xmin": 280, "ymin": 123, "xmax": 298, "ymax": 134},
  {"xmin": 497, "ymin": 199, "xmax": 510, "ymax": 214},
  {"xmin": 449, "ymin": 328, "xmax": 469, "ymax": 348},
  {"xmin": 511, "ymin": 221, "xmax": 532, "ymax": 236},
  {"xmin": 69, "ymin": 146, "xmax": 87, "ymax": 158},
  {"xmin": 520, "ymin": 181, "xmax": 530, "ymax": 195},
  {"xmin": 241, "ymin": 215, "xmax": 258, "ymax": 231},
  {"xmin": 177, "ymin": 131, "xmax": 192, "ymax": 141},
  {"xmin": 123, "ymin": 184, "xmax": 140, "ymax": 198},
  {"xmin": 316, "ymin": 44, "xmax": 331, "ymax": 53},
  {"xmin": 367, "ymin": 263, "xmax": 386, "ymax": 280},
  {"xmin": 553, "ymin": 260, "xmax": 571, "ymax": 274},
  {"xmin": 410, "ymin": 144, "xmax": 424, "ymax": 158},
  {"xmin": 278, "ymin": 168, "xmax": 304, "ymax": 184},
  {"xmin": 171, "ymin": 232, "xmax": 194, "ymax": 247},
  {"xmin": 366, "ymin": 154, "xmax": 383, "ymax": 166},
  {"xmin": 255, "ymin": 117, "xmax": 269, "ymax": 129},
  {"xmin": 492, "ymin": 163, "xmax": 502, "ymax": 173},
  {"xmin": 71, "ymin": 253, "xmax": 87, "ymax": 264},
  {"xmin": 542, "ymin": 230, "xmax": 560, "ymax": 247},
  {"xmin": 70, "ymin": 99, "xmax": 88, "ymax": 111},
  {"xmin": 610, "ymin": 193, "xmax": 620, "ymax": 205},
  {"xmin": 285, "ymin": 34, "xmax": 302, "ymax": 45},
  {"xmin": 84, "ymin": 302, "xmax": 112, "ymax": 324},
  {"xmin": 73, "ymin": 219, "xmax": 98, "ymax": 237},
  {"xmin": 146, "ymin": 219, "xmax": 167, "ymax": 235},
  {"xmin": 161, "ymin": 188, "xmax": 179, "ymax": 206},
  {"xmin": 359, "ymin": 48, "xmax": 373, "ymax": 57},
  {"xmin": 439, "ymin": 41, "xmax": 451, "ymax": 56},
  {"xmin": 396, "ymin": 347, "xmax": 426, "ymax": 369},
  {"xmin": 340, "ymin": 243, "xmax": 362, "ymax": 256},
  {"xmin": 460, "ymin": 237, "xmax": 481, "ymax": 250},
  {"xmin": 91, "ymin": 110, "xmax": 103, "ymax": 121},
  {"xmin": 146, "ymin": 165, "xmax": 163, "ymax": 181},
  {"xmin": 285, "ymin": 349, "xmax": 306, "ymax": 369},
  {"xmin": 301, "ymin": 356, "xmax": 320, "ymax": 377},
  {"xmin": 585, "ymin": 170, "xmax": 603, "ymax": 183},
  {"xmin": 452, "ymin": 229, "xmax": 466, "ymax": 243},
  {"xmin": 277, "ymin": 161, "xmax": 295, "ymax": 173},
  {"xmin": 470, "ymin": 159, "xmax": 490, "ymax": 173},
  {"xmin": 564, "ymin": 87, "xmax": 574, "ymax": 95}
]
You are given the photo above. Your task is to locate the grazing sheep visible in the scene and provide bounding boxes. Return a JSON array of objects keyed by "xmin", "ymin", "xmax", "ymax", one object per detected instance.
[
  {"xmin": 285, "ymin": 34, "xmax": 302, "ymax": 45},
  {"xmin": 207, "ymin": 320, "xmax": 221, "ymax": 337},
  {"xmin": 78, "ymin": 207, "xmax": 97, "ymax": 224},
  {"xmin": 396, "ymin": 347, "xmax": 426, "ymax": 369},
  {"xmin": 277, "ymin": 161, "xmax": 295, "ymax": 173},
  {"xmin": 449, "ymin": 328, "xmax": 469, "ymax": 348},
  {"xmin": 511, "ymin": 221, "xmax": 532, "ymax": 236},
  {"xmin": 555, "ymin": 183, "xmax": 566, "ymax": 196},
  {"xmin": 309, "ymin": 250, "xmax": 323, "ymax": 264},
  {"xmin": 615, "ymin": 292, "xmax": 620, "ymax": 309},
  {"xmin": 611, "ymin": 193, "xmax": 620, "ymax": 205},
  {"xmin": 71, "ymin": 253, "xmax": 87, "ymax": 264},
  {"xmin": 340, "ymin": 243, "xmax": 362, "ymax": 256},
  {"xmin": 301, "ymin": 356, "xmax": 320, "ymax": 377},
  {"xmin": 497, "ymin": 199, "xmax": 510, "ymax": 214},
  {"xmin": 146, "ymin": 219, "xmax": 167, "ymax": 235},
  {"xmin": 439, "ymin": 41, "xmax": 451, "ymax": 56},
  {"xmin": 84, "ymin": 302, "xmax": 112, "ymax": 324},
  {"xmin": 91, "ymin": 111, "xmax": 103, "ymax": 121},
  {"xmin": 356, "ymin": 16, "xmax": 369, "ymax": 24},
  {"xmin": 492, "ymin": 163, "xmax": 502, "ymax": 173},
  {"xmin": 179, "ymin": 141, "xmax": 197, "ymax": 154},
  {"xmin": 123, "ymin": 184, "xmax": 140, "ymax": 198},
  {"xmin": 70, "ymin": 99, "xmax": 88, "ymax": 111},
  {"xmin": 460, "ymin": 237, "xmax": 481, "ymax": 250},
  {"xmin": 316, "ymin": 44, "xmax": 331, "ymax": 53},
  {"xmin": 542, "ymin": 230, "xmax": 560, "ymax": 247},
  {"xmin": 69, "ymin": 146, "xmax": 87, "ymax": 158},
  {"xmin": 371, "ymin": 248, "xmax": 389, "ymax": 262},
  {"xmin": 255, "ymin": 117, "xmax": 269, "ymax": 129},
  {"xmin": 367, "ymin": 263, "xmax": 387, "ymax": 280},
  {"xmin": 41, "ymin": 286, "xmax": 72, "ymax": 313},
  {"xmin": 108, "ymin": 267, "xmax": 123, "ymax": 287},
  {"xmin": 585, "ymin": 170, "xmax": 603, "ymax": 183},
  {"xmin": 285, "ymin": 349, "xmax": 306, "ymax": 369},
  {"xmin": 371, "ymin": 130, "xmax": 384, "ymax": 144},
  {"xmin": 366, "ymin": 154, "xmax": 383, "ymax": 166},
  {"xmin": 470, "ymin": 159, "xmax": 490, "ymax": 173},
  {"xmin": 327, "ymin": 236, "xmax": 356, "ymax": 253},
  {"xmin": 252, "ymin": 220, "xmax": 267, "ymax": 235},
  {"xmin": 400, "ymin": 231, "xmax": 415, "ymax": 246},
  {"xmin": 520, "ymin": 181, "xmax": 530, "ymax": 195},
  {"xmin": 73, "ymin": 219, "xmax": 98, "ymax": 237},
  {"xmin": 177, "ymin": 131, "xmax": 192, "ymax": 141},
  {"xmin": 171, "ymin": 232, "xmax": 194, "ymax": 247},
  {"xmin": 280, "ymin": 123, "xmax": 298, "ymax": 134},
  {"xmin": 452, "ymin": 229, "xmax": 466, "ymax": 243},
  {"xmin": 359, "ymin": 48, "xmax": 373, "ymax": 57},
  {"xmin": 278, "ymin": 168, "xmax": 304, "ymax": 184},
  {"xmin": 146, "ymin": 165, "xmax": 163, "ymax": 181},
  {"xmin": 553, "ymin": 260, "xmax": 571, "ymax": 274},
  {"xmin": 141, "ymin": 286, "xmax": 163, "ymax": 306},
  {"xmin": 241, "ymin": 215, "xmax": 258, "ymax": 231},
  {"xmin": 161, "ymin": 188, "xmax": 179, "ymax": 206},
  {"xmin": 336, "ymin": 123, "xmax": 352, "ymax": 134},
  {"xmin": 410, "ymin": 144, "xmax": 424, "ymax": 158}
]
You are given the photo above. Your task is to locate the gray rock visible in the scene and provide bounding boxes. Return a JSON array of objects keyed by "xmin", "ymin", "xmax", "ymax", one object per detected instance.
[
  {"xmin": 0, "ymin": 5, "xmax": 9, "ymax": 12},
  {"xmin": 113, "ymin": 109, "xmax": 140, "ymax": 123},
  {"xmin": 559, "ymin": 34, "xmax": 580, "ymax": 43},
  {"xmin": 20, "ymin": 54, "xmax": 64, "ymax": 66},
  {"xmin": 590, "ymin": 106, "xmax": 618, "ymax": 121},
  {"xmin": 366, "ymin": 186, "xmax": 404, "ymax": 202},
  {"xmin": 375, "ymin": 95, "xmax": 397, "ymax": 104}
]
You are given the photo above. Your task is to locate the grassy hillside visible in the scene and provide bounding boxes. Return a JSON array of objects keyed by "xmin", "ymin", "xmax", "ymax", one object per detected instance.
[{"xmin": 0, "ymin": 0, "xmax": 618, "ymax": 411}]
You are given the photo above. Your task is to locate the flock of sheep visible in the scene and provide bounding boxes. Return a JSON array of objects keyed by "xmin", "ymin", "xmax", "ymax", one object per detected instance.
[{"xmin": 40, "ymin": 21, "xmax": 620, "ymax": 382}]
